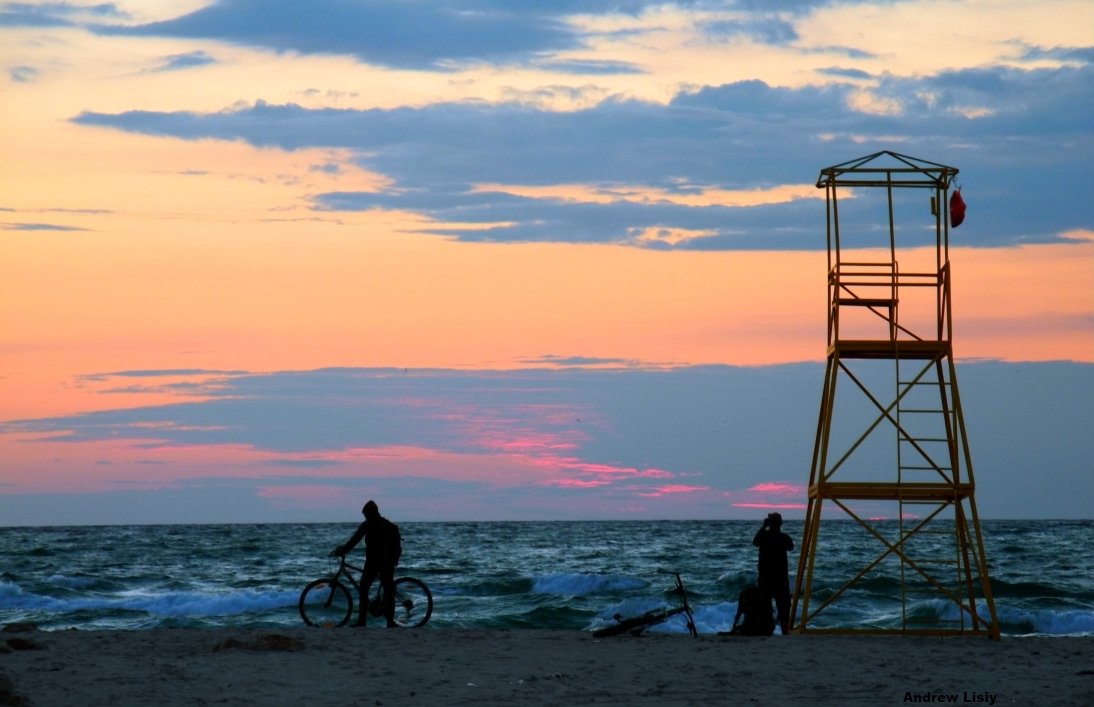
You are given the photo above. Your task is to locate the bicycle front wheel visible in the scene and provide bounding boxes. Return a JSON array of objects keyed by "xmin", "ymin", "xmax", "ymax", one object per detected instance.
[
  {"xmin": 299, "ymin": 578, "xmax": 353, "ymax": 627},
  {"xmin": 391, "ymin": 577, "xmax": 433, "ymax": 628}
]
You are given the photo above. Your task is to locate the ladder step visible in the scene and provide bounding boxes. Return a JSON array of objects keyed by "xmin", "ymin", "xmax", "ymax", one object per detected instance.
[
  {"xmin": 903, "ymin": 586, "xmax": 962, "ymax": 595},
  {"xmin": 898, "ymin": 468, "xmax": 949, "ymax": 476},
  {"xmin": 901, "ymin": 585, "xmax": 963, "ymax": 595},
  {"xmin": 899, "ymin": 538, "xmax": 958, "ymax": 545},
  {"xmin": 837, "ymin": 298, "xmax": 896, "ymax": 307},
  {"xmin": 903, "ymin": 590, "xmax": 965, "ymax": 599},
  {"xmin": 897, "ymin": 534, "xmax": 958, "ymax": 540},
  {"xmin": 905, "ymin": 616, "xmax": 967, "ymax": 625}
]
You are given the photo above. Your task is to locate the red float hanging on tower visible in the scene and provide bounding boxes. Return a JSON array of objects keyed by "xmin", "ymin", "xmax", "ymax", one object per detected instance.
[{"xmin": 950, "ymin": 188, "xmax": 966, "ymax": 227}]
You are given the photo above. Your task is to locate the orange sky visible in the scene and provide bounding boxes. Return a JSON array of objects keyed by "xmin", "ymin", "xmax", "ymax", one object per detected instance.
[
  {"xmin": 4, "ymin": 224, "xmax": 1091, "ymax": 423},
  {"xmin": 1, "ymin": 0, "xmax": 1091, "ymax": 524}
]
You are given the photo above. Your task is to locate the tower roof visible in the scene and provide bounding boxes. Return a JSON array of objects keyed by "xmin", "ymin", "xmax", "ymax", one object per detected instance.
[{"xmin": 817, "ymin": 150, "xmax": 958, "ymax": 189}]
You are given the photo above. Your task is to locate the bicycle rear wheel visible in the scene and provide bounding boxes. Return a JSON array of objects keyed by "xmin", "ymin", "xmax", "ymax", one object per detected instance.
[
  {"xmin": 391, "ymin": 577, "xmax": 433, "ymax": 628},
  {"xmin": 299, "ymin": 578, "xmax": 353, "ymax": 627}
]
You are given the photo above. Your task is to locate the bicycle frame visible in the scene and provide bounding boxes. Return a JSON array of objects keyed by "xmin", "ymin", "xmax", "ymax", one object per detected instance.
[
  {"xmin": 299, "ymin": 554, "xmax": 433, "ymax": 628},
  {"xmin": 331, "ymin": 556, "xmax": 384, "ymax": 602},
  {"xmin": 593, "ymin": 571, "xmax": 698, "ymax": 638}
]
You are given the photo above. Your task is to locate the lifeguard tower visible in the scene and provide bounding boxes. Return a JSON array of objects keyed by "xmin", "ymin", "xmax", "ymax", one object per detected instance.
[{"xmin": 791, "ymin": 151, "xmax": 999, "ymax": 637}]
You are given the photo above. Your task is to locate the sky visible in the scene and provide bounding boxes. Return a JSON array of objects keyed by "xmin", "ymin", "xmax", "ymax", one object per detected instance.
[{"xmin": 1, "ymin": 0, "xmax": 1092, "ymax": 525}]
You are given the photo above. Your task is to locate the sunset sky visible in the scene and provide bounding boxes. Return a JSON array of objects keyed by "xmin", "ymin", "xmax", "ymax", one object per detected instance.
[{"xmin": 2, "ymin": 0, "xmax": 1091, "ymax": 525}]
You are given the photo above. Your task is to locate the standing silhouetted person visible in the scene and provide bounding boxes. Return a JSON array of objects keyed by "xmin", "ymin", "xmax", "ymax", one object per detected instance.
[
  {"xmin": 753, "ymin": 512, "xmax": 793, "ymax": 635},
  {"xmin": 332, "ymin": 500, "xmax": 402, "ymax": 627}
]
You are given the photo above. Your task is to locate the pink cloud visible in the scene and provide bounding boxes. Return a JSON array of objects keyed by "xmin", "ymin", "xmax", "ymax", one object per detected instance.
[
  {"xmin": 527, "ymin": 454, "xmax": 673, "ymax": 478},
  {"xmin": 0, "ymin": 391, "xmax": 698, "ymax": 513},
  {"xmin": 732, "ymin": 501, "xmax": 808, "ymax": 510},
  {"xmin": 543, "ymin": 478, "xmax": 613, "ymax": 488},
  {"xmin": 493, "ymin": 435, "xmax": 579, "ymax": 453},
  {"xmin": 637, "ymin": 483, "xmax": 710, "ymax": 497},
  {"xmin": 420, "ymin": 400, "xmax": 592, "ymax": 455},
  {"xmin": 747, "ymin": 482, "xmax": 805, "ymax": 495},
  {"xmin": 730, "ymin": 480, "xmax": 808, "ymax": 511}
]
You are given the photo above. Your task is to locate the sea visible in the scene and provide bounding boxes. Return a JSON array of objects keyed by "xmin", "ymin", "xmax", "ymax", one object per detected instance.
[{"xmin": 1, "ymin": 520, "xmax": 1091, "ymax": 636}]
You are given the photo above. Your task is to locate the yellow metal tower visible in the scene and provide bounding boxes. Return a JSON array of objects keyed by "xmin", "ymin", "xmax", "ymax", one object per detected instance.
[{"xmin": 791, "ymin": 151, "xmax": 999, "ymax": 637}]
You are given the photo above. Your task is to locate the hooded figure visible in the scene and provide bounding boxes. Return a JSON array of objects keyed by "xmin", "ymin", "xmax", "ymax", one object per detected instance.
[{"xmin": 333, "ymin": 500, "xmax": 402, "ymax": 627}]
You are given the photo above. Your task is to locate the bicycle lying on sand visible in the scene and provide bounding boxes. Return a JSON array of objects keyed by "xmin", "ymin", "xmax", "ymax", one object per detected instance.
[
  {"xmin": 592, "ymin": 571, "xmax": 697, "ymax": 638},
  {"xmin": 299, "ymin": 554, "xmax": 433, "ymax": 628}
]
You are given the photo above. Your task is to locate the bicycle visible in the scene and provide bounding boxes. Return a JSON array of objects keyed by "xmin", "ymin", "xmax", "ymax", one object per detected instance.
[
  {"xmin": 592, "ymin": 571, "xmax": 697, "ymax": 638},
  {"xmin": 299, "ymin": 554, "xmax": 433, "ymax": 628}
]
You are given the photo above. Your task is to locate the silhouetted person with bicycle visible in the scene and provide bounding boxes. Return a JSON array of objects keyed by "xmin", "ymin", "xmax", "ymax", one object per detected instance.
[
  {"xmin": 332, "ymin": 500, "xmax": 403, "ymax": 627},
  {"xmin": 753, "ymin": 512, "xmax": 793, "ymax": 635}
]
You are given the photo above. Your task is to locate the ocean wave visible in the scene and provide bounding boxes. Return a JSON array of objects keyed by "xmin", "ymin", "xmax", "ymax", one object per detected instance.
[
  {"xmin": 114, "ymin": 588, "xmax": 300, "ymax": 617},
  {"xmin": 3, "ymin": 521, "xmax": 1092, "ymax": 635},
  {"xmin": 0, "ymin": 580, "xmax": 33, "ymax": 603},
  {"xmin": 870, "ymin": 598, "xmax": 1094, "ymax": 636},
  {"xmin": 994, "ymin": 604, "xmax": 1094, "ymax": 636},
  {"xmin": 531, "ymin": 573, "xmax": 647, "ymax": 596},
  {"xmin": 0, "ymin": 581, "xmax": 298, "ymax": 619},
  {"xmin": 716, "ymin": 570, "xmax": 755, "ymax": 587},
  {"xmin": 989, "ymin": 577, "xmax": 1094, "ymax": 602}
]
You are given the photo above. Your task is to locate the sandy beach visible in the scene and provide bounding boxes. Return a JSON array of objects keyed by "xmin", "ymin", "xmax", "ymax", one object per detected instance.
[{"xmin": 2, "ymin": 625, "xmax": 1091, "ymax": 706}]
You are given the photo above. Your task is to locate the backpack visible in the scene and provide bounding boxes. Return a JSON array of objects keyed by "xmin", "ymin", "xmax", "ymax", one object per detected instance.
[
  {"xmin": 368, "ymin": 517, "xmax": 402, "ymax": 564},
  {"xmin": 730, "ymin": 584, "xmax": 775, "ymax": 636}
]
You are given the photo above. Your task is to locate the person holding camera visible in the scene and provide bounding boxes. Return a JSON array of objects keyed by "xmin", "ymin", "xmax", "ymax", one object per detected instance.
[{"xmin": 753, "ymin": 512, "xmax": 794, "ymax": 635}]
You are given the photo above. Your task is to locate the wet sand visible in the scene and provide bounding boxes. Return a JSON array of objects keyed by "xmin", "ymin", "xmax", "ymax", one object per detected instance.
[{"xmin": 2, "ymin": 626, "xmax": 1092, "ymax": 706}]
